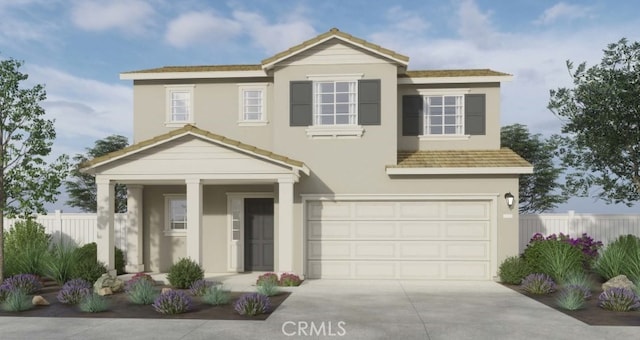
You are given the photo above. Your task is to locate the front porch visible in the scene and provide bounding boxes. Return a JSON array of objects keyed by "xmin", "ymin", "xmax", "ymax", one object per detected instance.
[{"xmin": 80, "ymin": 125, "xmax": 309, "ymax": 276}]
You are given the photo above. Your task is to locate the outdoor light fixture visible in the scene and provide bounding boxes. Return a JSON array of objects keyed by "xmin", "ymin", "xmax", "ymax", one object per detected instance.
[{"xmin": 504, "ymin": 192, "xmax": 515, "ymax": 209}]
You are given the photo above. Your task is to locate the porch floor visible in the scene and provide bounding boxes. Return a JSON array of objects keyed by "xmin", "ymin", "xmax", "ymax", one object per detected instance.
[{"xmin": 117, "ymin": 272, "xmax": 271, "ymax": 292}]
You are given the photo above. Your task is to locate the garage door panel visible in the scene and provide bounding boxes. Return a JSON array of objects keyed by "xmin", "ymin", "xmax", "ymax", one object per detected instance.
[
  {"xmin": 445, "ymin": 202, "xmax": 490, "ymax": 219},
  {"xmin": 307, "ymin": 261, "xmax": 350, "ymax": 278},
  {"xmin": 307, "ymin": 241, "xmax": 351, "ymax": 259},
  {"xmin": 354, "ymin": 243, "xmax": 395, "ymax": 258},
  {"xmin": 444, "ymin": 262, "xmax": 490, "ymax": 280},
  {"xmin": 399, "ymin": 222, "xmax": 442, "ymax": 238},
  {"xmin": 398, "ymin": 202, "xmax": 442, "ymax": 218},
  {"xmin": 308, "ymin": 201, "xmax": 351, "ymax": 220},
  {"xmin": 445, "ymin": 221, "xmax": 489, "ymax": 239},
  {"xmin": 399, "ymin": 262, "xmax": 442, "ymax": 279},
  {"xmin": 444, "ymin": 242, "xmax": 490, "ymax": 260},
  {"xmin": 398, "ymin": 243, "xmax": 442, "ymax": 258},
  {"xmin": 308, "ymin": 221, "xmax": 351, "ymax": 240},
  {"xmin": 354, "ymin": 202, "xmax": 396, "ymax": 219},
  {"xmin": 354, "ymin": 222, "xmax": 396, "ymax": 238},
  {"xmin": 354, "ymin": 262, "xmax": 396, "ymax": 278}
]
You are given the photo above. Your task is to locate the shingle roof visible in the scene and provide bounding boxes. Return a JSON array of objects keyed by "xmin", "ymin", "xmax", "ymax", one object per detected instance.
[
  {"xmin": 401, "ymin": 69, "xmax": 511, "ymax": 78},
  {"xmin": 261, "ymin": 27, "xmax": 410, "ymax": 66},
  {"xmin": 389, "ymin": 149, "xmax": 531, "ymax": 168},
  {"xmin": 80, "ymin": 125, "xmax": 307, "ymax": 171},
  {"xmin": 122, "ymin": 64, "xmax": 263, "ymax": 74}
]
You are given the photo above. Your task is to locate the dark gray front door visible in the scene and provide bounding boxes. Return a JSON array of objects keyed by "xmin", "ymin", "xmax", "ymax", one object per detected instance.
[{"xmin": 244, "ymin": 198, "xmax": 274, "ymax": 271}]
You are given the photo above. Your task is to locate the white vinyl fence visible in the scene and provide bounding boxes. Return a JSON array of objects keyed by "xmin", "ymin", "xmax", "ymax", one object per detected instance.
[
  {"xmin": 3, "ymin": 210, "xmax": 128, "ymax": 251},
  {"xmin": 5, "ymin": 211, "xmax": 640, "ymax": 256},
  {"xmin": 519, "ymin": 211, "xmax": 640, "ymax": 252}
]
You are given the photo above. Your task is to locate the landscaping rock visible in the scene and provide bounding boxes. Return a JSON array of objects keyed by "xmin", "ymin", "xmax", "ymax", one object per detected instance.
[
  {"xmin": 602, "ymin": 275, "xmax": 635, "ymax": 291},
  {"xmin": 98, "ymin": 287, "xmax": 113, "ymax": 296},
  {"xmin": 94, "ymin": 273, "xmax": 125, "ymax": 294},
  {"xmin": 161, "ymin": 287, "xmax": 172, "ymax": 294},
  {"xmin": 32, "ymin": 295, "xmax": 49, "ymax": 306}
]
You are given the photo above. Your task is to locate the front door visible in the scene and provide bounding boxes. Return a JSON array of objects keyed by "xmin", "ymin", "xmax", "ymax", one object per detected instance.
[{"xmin": 244, "ymin": 198, "xmax": 274, "ymax": 271}]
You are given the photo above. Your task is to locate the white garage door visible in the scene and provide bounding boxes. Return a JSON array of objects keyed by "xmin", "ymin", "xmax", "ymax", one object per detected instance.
[{"xmin": 306, "ymin": 200, "xmax": 493, "ymax": 280}]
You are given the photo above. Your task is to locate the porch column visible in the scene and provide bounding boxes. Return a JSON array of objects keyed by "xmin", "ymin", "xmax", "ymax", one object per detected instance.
[
  {"xmin": 186, "ymin": 178, "xmax": 203, "ymax": 265},
  {"xmin": 277, "ymin": 178, "xmax": 295, "ymax": 272},
  {"xmin": 125, "ymin": 185, "xmax": 144, "ymax": 273},
  {"xmin": 96, "ymin": 176, "xmax": 115, "ymax": 274}
]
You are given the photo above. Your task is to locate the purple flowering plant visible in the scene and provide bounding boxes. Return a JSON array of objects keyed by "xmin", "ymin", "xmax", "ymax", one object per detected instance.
[
  {"xmin": 234, "ymin": 293, "xmax": 271, "ymax": 316},
  {"xmin": 152, "ymin": 290, "xmax": 193, "ymax": 314}
]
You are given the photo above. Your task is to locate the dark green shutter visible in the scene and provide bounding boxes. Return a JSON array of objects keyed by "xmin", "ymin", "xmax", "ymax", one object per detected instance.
[
  {"xmin": 290, "ymin": 81, "xmax": 313, "ymax": 126},
  {"xmin": 402, "ymin": 95, "xmax": 423, "ymax": 136},
  {"xmin": 358, "ymin": 79, "xmax": 381, "ymax": 125},
  {"xmin": 464, "ymin": 94, "xmax": 486, "ymax": 135}
]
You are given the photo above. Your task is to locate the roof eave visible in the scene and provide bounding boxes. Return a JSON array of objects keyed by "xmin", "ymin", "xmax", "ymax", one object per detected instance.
[
  {"xmin": 119, "ymin": 70, "xmax": 269, "ymax": 80},
  {"xmin": 261, "ymin": 35, "xmax": 409, "ymax": 70},
  {"xmin": 398, "ymin": 75, "xmax": 513, "ymax": 85},
  {"xmin": 386, "ymin": 166, "xmax": 534, "ymax": 175}
]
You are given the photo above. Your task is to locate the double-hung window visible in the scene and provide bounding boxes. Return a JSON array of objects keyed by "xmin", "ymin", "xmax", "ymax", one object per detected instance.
[
  {"xmin": 165, "ymin": 85, "xmax": 195, "ymax": 126},
  {"xmin": 424, "ymin": 95, "xmax": 464, "ymax": 135},
  {"xmin": 238, "ymin": 84, "xmax": 267, "ymax": 125},
  {"xmin": 165, "ymin": 195, "xmax": 186, "ymax": 235},
  {"xmin": 313, "ymin": 81, "xmax": 357, "ymax": 125}
]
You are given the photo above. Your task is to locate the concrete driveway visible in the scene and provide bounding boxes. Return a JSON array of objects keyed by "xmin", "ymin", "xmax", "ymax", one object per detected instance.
[{"xmin": 1, "ymin": 280, "xmax": 640, "ymax": 339}]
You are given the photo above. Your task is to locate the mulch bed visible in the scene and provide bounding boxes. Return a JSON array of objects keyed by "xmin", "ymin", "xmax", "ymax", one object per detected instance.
[
  {"xmin": 504, "ymin": 283, "xmax": 640, "ymax": 326},
  {"xmin": 0, "ymin": 279, "xmax": 289, "ymax": 321}
]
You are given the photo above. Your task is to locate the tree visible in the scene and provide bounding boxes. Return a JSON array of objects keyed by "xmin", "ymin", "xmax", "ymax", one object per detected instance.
[
  {"xmin": 549, "ymin": 38, "xmax": 640, "ymax": 205},
  {"xmin": 0, "ymin": 58, "xmax": 70, "ymax": 282},
  {"xmin": 501, "ymin": 124, "xmax": 566, "ymax": 213},
  {"xmin": 65, "ymin": 135, "xmax": 129, "ymax": 213}
]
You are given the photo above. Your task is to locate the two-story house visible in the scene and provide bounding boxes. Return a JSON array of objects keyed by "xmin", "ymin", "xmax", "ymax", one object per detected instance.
[{"xmin": 82, "ymin": 28, "xmax": 532, "ymax": 280}]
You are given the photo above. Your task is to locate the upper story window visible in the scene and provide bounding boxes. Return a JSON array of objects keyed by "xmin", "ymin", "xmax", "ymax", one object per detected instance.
[
  {"xmin": 288, "ymin": 74, "xmax": 380, "ymax": 139},
  {"xmin": 164, "ymin": 194, "xmax": 186, "ymax": 236},
  {"xmin": 314, "ymin": 81, "xmax": 357, "ymax": 125},
  {"xmin": 238, "ymin": 84, "xmax": 267, "ymax": 126},
  {"xmin": 165, "ymin": 85, "xmax": 195, "ymax": 127},
  {"xmin": 424, "ymin": 95, "xmax": 464, "ymax": 135},
  {"xmin": 402, "ymin": 90, "xmax": 486, "ymax": 140}
]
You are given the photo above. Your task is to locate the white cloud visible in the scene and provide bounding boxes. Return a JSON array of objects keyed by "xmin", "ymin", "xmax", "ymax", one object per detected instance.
[
  {"xmin": 386, "ymin": 6, "xmax": 430, "ymax": 33},
  {"xmin": 232, "ymin": 9, "xmax": 317, "ymax": 55},
  {"xmin": 457, "ymin": 0, "xmax": 499, "ymax": 49},
  {"xmin": 70, "ymin": 0, "xmax": 155, "ymax": 35},
  {"xmin": 536, "ymin": 2, "xmax": 593, "ymax": 25},
  {"xmin": 25, "ymin": 65, "xmax": 133, "ymax": 146},
  {"xmin": 165, "ymin": 11, "xmax": 242, "ymax": 48}
]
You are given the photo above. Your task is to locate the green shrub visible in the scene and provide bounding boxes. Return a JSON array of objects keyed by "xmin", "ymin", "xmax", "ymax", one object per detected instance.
[
  {"xmin": 126, "ymin": 279, "xmax": 158, "ymax": 305},
  {"xmin": 203, "ymin": 285, "xmax": 231, "ymax": 306},
  {"xmin": 594, "ymin": 235, "xmax": 640, "ymax": 281},
  {"xmin": 46, "ymin": 242, "xmax": 79, "ymax": 285},
  {"xmin": 1, "ymin": 289, "xmax": 33, "ymax": 312},
  {"xmin": 536, "ymin": 241, "xmax": 584, "ymax": 282},
  {"xmin": 71, "ymin": 243, "xmax": 107, "ymax": 283},
  {"xmin": 3, "ymin": 219, "xmax": 51, "ymax": 277},
  {"xmin": 79, "ymin": 293, "xmax": 109, "ymax": 313},
  {"xmin": 556, "ymin": 287, "xmax": 586, "ymax": 310},
  {"xmin": 498, "ymin": 256, "xmax": 532, "ymax": 284},
  {"xmin": 256, "ymin": 279, "xmax": 280, "ymax": 297},
  {"xmin": 166, "ymin": 258, "xmax": 204, "ymax": 289}
]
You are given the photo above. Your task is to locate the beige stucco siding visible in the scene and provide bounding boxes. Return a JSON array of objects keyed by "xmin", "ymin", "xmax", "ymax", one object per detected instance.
[
  {"xmin": 397, "ymin": 84, "xmax": 502, "ymax": 151},
  {"xmin": 143, "ymin": 184, "xmax": 274, "ymax": 272},
  {"xmin": 132, "ymin": 78, "xmax": 274, "ymax": 151}
]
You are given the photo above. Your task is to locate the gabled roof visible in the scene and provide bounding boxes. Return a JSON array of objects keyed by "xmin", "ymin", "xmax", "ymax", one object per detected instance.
[
  {"xmin": 81, "ymin": 125, "xmax": 309, "ymax": 175},
  {"xmin": 401, "ymin": 69, "xmax": 511, "ymax": 78},
  {"xmin": 386, "ymin": 149, "xmax": 532, "ymax": 175},
  {"xmin": 261, "ymin": 27, "xmax": 410, "ymax": 69}
]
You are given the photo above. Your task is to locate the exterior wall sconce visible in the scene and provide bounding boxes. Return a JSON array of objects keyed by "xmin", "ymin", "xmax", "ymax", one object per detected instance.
[{"xmin": 504, "ymin": 192, "xmax": 515, "ymax": 209}]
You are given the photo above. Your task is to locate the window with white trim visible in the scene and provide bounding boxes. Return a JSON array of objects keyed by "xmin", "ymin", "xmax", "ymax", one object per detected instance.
[
  {"xmin": 165, "ymin": 85, "xmax": 194, "ymax": 126},
  {"xmin": 424, "ymin": 95, "xmax": 464, "ymax": 135},
  {"xmin": 313, "ymin": 81, "xmax": 357, "ymax": 125},
  {"xmin": 165, "ymin": 195, "xmax": 186, "ymax": 235},
  {"xmin": 238, "ymin": 85, "xmax": 267, "ymax": 125}
]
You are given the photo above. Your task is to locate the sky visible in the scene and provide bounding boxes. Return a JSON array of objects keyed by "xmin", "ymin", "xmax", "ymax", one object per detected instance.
[{"xmin": 1, "ymin": 0, "xmax": 639, "ymax": 214}]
